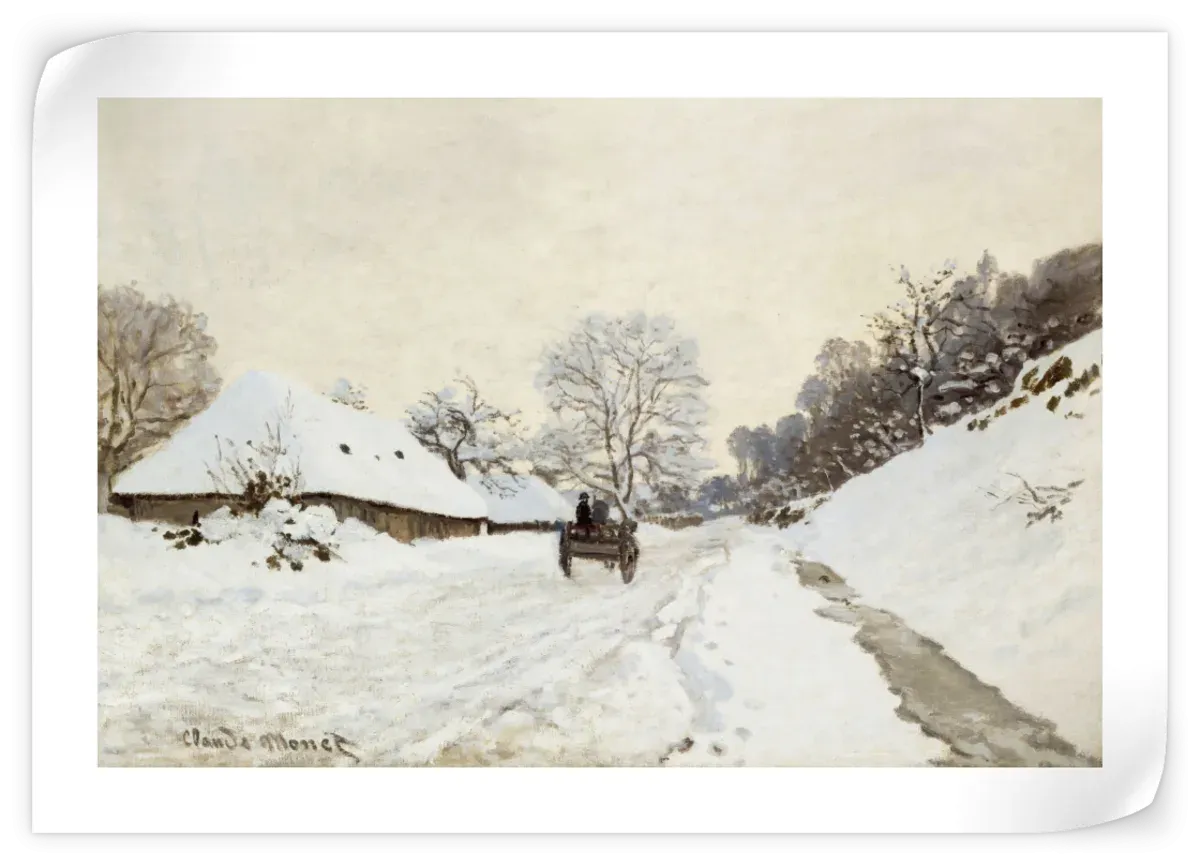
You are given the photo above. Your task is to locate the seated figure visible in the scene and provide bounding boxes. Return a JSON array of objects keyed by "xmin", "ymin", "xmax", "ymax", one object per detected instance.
[{"xmin": 575, "ymin": 492, "xmax": 593, "ymax": 533}]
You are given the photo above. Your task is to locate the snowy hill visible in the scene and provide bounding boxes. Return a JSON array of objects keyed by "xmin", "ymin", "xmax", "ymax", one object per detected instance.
[
  {"xmin": 783, "ymin": 329, "xmax": 1102, "ymax": 758},
  {"xmin": 114, "ymin": 370, "xmax": 487, "ymax": 520}
]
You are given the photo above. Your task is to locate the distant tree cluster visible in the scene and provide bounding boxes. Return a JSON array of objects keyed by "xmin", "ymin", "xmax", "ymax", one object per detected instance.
[{"xmin": 725, "ymin": 244, "xmax": 1102, "ymax": 518}]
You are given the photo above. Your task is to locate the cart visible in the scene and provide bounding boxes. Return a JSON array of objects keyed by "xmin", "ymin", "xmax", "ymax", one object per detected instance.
[{"xmin": 557, "ymin": 520, "xmax": 640, "ymax": 584}]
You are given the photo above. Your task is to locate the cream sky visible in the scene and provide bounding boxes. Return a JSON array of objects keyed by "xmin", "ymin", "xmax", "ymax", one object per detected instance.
[{"xmin": 98, "ymin": 99, "xmax": 1101, "ymax": 475}]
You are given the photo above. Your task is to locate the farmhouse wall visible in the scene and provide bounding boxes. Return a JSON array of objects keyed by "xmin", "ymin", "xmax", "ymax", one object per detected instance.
[
  {"xmin": 303, "ymin": 493, "xmax": 484, "ymax": 543},
  {"xmin": 485, "ymin": 520, "xmax": 559, "ymax": 535},
  {"xmin": 110, "ymin": 492, "xmax": 484, "ymax": 544},
  {"xmin": 110, "ymin": 494, "xmax": 233, "ymax": 525}
]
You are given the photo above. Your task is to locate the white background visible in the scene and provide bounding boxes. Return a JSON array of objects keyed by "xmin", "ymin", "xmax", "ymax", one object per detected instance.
[{"xmin": 6, "ymin": 1, "xmax": 1192, "ymax": 860}]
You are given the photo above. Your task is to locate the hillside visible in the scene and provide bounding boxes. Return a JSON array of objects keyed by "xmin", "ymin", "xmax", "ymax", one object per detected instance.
[{"xmin": 783, "ymin": 329, "xmax": 1102, "ymax": 758}]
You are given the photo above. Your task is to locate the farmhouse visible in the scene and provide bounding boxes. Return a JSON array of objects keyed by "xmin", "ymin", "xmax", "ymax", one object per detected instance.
[
  {"xmin": 110, "ymin": 371, "xmax": 489, "ymax": 542},
  {"xmin": 467, "ymin": 474, "xmax": 571, "ymax": 534}
]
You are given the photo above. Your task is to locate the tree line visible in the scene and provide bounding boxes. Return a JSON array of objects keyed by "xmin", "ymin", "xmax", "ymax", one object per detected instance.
[{"xmin": 712, "ymin": 243, "xmax": 1102, "ymax": 520}]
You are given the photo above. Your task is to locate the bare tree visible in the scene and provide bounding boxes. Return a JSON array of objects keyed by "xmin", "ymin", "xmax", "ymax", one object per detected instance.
[
  {"xmin": 868, "ymin": 259, "xmax": 1005, "ymax": 440},
  {"xmin": 531, "ymin": 313, "xmax": 713, "ymax": 520},
  {"xmin": 405, "ymin": 375, "xmax": 526, "ymax": 481},
  {"xmin": 204, "ymin": 393, "xmax": 304, "ymax": 514},
  {"xmin": 97, "ymin": 283, "xmax": 221, "ymax": 511},
  {"xmin": 327, "ymin": 378, "xmax": 369, "ymax": 411}
]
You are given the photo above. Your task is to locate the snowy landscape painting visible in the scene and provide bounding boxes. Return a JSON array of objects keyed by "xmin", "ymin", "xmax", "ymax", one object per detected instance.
[{"xmin": 98, "ymin": 98, "xmax": 1102, "ymax": 768}]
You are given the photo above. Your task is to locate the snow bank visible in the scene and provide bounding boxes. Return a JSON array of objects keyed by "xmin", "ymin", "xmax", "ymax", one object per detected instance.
[
  {"xmin": 785, "ymin": 330, "xmax": 1102, "ymax": 757},
  {"xmin": 113, "ymin": 370, "xmax": 487, "ymax": 520}
]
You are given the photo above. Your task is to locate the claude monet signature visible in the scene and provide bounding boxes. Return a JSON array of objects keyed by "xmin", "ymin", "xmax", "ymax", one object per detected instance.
[{"xmin": 181, "ymin": 727, "xmax": 361, "ymax": 763}]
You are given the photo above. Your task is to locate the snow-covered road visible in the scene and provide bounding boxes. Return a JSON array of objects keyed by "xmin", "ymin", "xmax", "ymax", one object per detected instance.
[
  {"xmin": 99, "ymin": 516, "xmax": 946, "ymax": 767},
  {"xmin": 101, "ymin": 505, "xmax": 1104, "ymax": 767}
]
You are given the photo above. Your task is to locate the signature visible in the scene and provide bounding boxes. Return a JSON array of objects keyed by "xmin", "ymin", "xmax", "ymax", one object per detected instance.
[{"xmin": 181, "ymin": 727, "xmax": 360, "ymax": 763}]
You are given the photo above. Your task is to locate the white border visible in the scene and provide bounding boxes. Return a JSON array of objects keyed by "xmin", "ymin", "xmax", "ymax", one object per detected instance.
[{"xmin": 31, "ymin": 32, "xmax": 1167, "ymax": 833}]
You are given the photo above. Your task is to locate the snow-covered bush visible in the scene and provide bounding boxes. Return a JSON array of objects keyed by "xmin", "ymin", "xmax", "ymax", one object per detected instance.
[
  {"xmin": 983, "ymin": 473, "xmax": 1086, "ymax": 528},
  {"xmin": 327, "ymin": 377, "xmax": 369, "ymax": 411},
  {"xmin": 160, "ymin": 499, "xmax": 341, "ymax": 571},
  {"xmin": 748, "ymin": 493, "xmax": 830, "ymax": 529},
  {"xmin": 642, "ymin": 513, "xmax": 705, "ymax": 530}
]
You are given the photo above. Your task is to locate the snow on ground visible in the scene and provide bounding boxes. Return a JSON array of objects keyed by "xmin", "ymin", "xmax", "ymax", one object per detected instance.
[
  {"xmin": 99, "ymin": 514, "xmax": 942, "ymax": 767},
  {"xmin": 655, "ymin": 529, "xmax": 946, "ymax": 767},
  {"xmin": 101, "ymin": 513, "xmax": 631, "ymax": 766},
  {"xmin": 782, "ymin": 330, "xmax": 1102, "ymax": 758},
  {"xmin": 98, "ymin": 334, "xmax": 1102, "ymax": 767}
]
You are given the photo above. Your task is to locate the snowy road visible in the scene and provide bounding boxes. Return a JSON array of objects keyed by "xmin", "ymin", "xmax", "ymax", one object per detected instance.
[
  {"xmin": 99, "ymin": 516, "xmax": 944, "ymax": 766},
  {"xmin": 794, "ymin": 560, "xmax": 1099, "ymax": 767},
  {"xmin": 440, "ymin": 521, "xmax": 944, "ymax": 767}
]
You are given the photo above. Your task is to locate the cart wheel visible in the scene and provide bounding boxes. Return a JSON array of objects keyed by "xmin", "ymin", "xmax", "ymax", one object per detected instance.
[
  {"xmin": 558, "ymin": 532, "xmax": 572, "ymax": 578},
  {"xmin": 620, "ymin": 544, "xmax": 638, "ymax": 585}
]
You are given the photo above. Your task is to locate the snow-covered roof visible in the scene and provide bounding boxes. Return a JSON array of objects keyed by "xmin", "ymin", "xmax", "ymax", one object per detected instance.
[
  {"xmin": 467, "ymin": 475, "xmax": 571, "ymax": 524},
  {"xmin": 113, "ymin": 371, "xmax": 488, "ymax": 520}
]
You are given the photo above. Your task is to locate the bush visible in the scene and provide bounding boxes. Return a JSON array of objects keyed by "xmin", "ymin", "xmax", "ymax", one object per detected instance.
[
  {"xmin": 159, "ymin": 499, "xmax": 340, "ymax": 570},
  {"xmin": 204, "ymin": 396, "xmax": 304, "ymax": 516}
]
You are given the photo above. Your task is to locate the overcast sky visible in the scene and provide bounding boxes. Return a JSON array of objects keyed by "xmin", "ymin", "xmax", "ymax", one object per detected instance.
[{"xmin": 99, "ymin": 98, "xmax": 1101, "ymax": 474}]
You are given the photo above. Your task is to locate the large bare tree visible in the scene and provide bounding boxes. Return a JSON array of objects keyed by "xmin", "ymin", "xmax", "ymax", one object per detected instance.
[
  {"xmin": 405, "ymin": 375, "xmax": 526, "ymax": 482},
  {"xmin": 532, "ymin": 313, "xmax": 712, "ymax": 520},
  {"xmin": 97, "ymin": 283, "xmax": 221, "ymax": 511}
]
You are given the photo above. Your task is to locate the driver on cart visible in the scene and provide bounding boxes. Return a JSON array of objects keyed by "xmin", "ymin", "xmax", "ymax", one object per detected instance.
[{"xmin": 575, "ymin": 492, "xmax": 595, "ymax": 537}]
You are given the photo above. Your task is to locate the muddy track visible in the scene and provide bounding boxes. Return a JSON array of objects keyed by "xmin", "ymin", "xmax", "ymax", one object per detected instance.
[{"xmin": 793, "ymin": 559, "xmax": 1100, "ymax": 768}]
